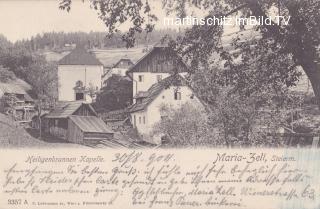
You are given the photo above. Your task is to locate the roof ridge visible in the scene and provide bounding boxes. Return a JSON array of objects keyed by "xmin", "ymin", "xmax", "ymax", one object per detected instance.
[{"xmin": 58, "ymin": 45, "xmax": 102, "ymax": 66}]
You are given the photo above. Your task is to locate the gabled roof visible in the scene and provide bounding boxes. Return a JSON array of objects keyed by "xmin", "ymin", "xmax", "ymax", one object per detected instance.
[
  {"xmin": 113, "ymin": 57, "xmax": 134, "ymax": 68},
  {"xmin": 58, "ymin": 45, "xmax": 102, "ymax": 66},
  {"xmin": 129, "ymin": 74, "xmax": 187, "ymax": 113},
  {"xmin": 69, "ymin": 115, "xmax": 113, "ymax": 133},
  {"xmin": 45, "ymin": 101, "xmax": 97, "ymax": 119},
  {"xmin": 0, "ymin": 79, "xmax": 33, "ymax": 101},
  {"xmin": 126, "ymin": 45, "xmax": 188, "ymax": 77}
]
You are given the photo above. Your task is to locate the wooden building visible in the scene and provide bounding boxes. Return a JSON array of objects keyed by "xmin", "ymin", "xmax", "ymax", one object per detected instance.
[
  {"xmin": 126, "ymin": 43, "xmax": 188, "ymax": 100},
  {"xmin": 0, "ymin": 79, "xmax": 35, "ymax": 123},
  {"xmin": 43, "ymin": 101, "xmax": 113, "ymax": 145},
  {"xmin": 68, "ymin": 115, "xmax": 114, "ymax": 145}
]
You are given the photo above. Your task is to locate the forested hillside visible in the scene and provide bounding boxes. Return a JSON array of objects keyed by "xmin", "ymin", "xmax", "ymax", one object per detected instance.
[{"xmin": 14, "ymin": 29, "xmax": 181, "ymax": 51}]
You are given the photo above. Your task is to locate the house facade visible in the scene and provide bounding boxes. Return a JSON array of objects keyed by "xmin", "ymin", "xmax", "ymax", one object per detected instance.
[
  {"xmin": 58, "ymin": 45, "xmax": 103, "ymax": 102},
  {"xmin": 126, "ymin": 45, "xmax": 188, "ymax": 100},
  {"xmin": 129, "ymin": 74, "xmax": 203, "ymax": 144},
  {"xmin": 112, "ymin": 58, "xmax": 134, "ymax": 77}
]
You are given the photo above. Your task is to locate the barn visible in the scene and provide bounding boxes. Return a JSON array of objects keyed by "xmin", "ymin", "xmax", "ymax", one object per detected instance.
[
  {"xmin": 68, "ymin": 115, "xmax": 113, "ymax": 145},
  {"xmin": 43, "ymin": 101, "xmax": 113, "ymax": 145}
]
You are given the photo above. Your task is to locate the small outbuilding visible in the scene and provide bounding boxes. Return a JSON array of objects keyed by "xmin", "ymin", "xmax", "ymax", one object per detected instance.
[
  {"xmin": 68, "ymin": 115, "xmax": 113, "ymax": 145},
  {"xmin": 42, "ymin": 101, "xmax": 113, "ymax": 145}
]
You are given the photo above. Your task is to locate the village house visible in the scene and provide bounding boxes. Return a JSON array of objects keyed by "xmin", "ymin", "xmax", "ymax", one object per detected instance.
[
  {"xmin": 101, "ymin": 57, "xmax": 134, "ymax": 86},
  {"xmin": 129, "ymin": 74, "xmax": 204, "ymax": 144},
  {"xmin": 42, "ymin": 101, "xmax": 114, "ymax": 145},
  {"xmin": 126, "ymin": 43, "xmax": 188, "ymax": 101},
  {"xmin": 0, "ymin": 79, "xmax": 35, "ymax": 122},
  {"xmin": 58, "ymin": 45, "xmax": 103, "ymax": 103},
  {"xmin": 126, "ymin": 44, "xmax": 203, "ymax": 144}
]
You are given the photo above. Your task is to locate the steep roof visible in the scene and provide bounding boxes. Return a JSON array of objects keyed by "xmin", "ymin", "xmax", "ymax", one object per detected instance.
[
  {"xmin": 129, "ymin": 74, "xmax": 187, "ymax": 113},
  {"xmin": 126, "ymin": 45, "xmax": 188, "ymax": 77},
  {"xmin": 58, "ymin": 45, "xmax": 102, "ymax": 66},
  {"xmin": 45, "ymin": 101, "xmax": 97, "ymax": 119},
  {"xmin": 69, "ymin": 115, "xmax": 113, "ymax": 133}
]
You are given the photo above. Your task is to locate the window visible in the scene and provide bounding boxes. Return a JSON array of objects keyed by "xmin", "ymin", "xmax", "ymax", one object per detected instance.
[
  {"xmin": 143, "ymin": 116, "xmax": 146, "ymax": 124},
  {"xmin": 133, "ymin": 115, "xmax": 136, "ymax": 126},
  {"xmin": 157, "ymin": 75, "xmax": 162, "ymax": 82},
  {"xmin": 54, "ymin": 119, "xmax": 58, "ymax": 126},
  {"xmin": 174, "ymin": 92, "xmax": 181, "ymax": 100},
  {"xmin": 139, "ymin": 116, "xmax": 141, "ymax": 124},
  {"xmin": 75, "ymin": 92, "xmax": 84, "ymax": 100},
  {"xmin": 138, "ymin": 75, "xmax": 144, "ymax": 82}
]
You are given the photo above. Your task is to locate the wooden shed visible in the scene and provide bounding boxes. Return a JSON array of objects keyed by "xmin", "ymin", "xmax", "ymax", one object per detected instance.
[
  {"xmin": 68, "ymin": 116, "xmax": 113, "ymax": 145},
  {"xmin": 42, "ymin": 101, "xmax": 113, "ymax": 144}
]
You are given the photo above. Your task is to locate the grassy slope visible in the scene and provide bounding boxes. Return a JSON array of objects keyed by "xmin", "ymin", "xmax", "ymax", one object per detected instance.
[{"xmin": 0, "ymin": 113, "xmax": 83, "ymax": 148}]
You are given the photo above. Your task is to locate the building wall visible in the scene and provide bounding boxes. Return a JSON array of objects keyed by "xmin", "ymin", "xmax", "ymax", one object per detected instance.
[
  {"xmin": 131, "ymin": 110, "xmax": 149, "ymax": 135},
  {"xmin": 47, "ymin": 118, "xmax": 68, "ymax": 140},
  {"xmin": 67, "ymin": 119, "xmax": 84, "ymax": 144},
  {"xmin": 132, "ymin": 72, "xmax": 171, "ymax": 99},
  {"xmin": 132, "ymin": 47, "xmax": 187, "ymax": 74},
  {"xmin": 58, "ymin": 65, "xmax": 103, "ymax": 102},
  {"xmin": 132, "ymin": 85, "xmax": 203, "ymax": 144}
]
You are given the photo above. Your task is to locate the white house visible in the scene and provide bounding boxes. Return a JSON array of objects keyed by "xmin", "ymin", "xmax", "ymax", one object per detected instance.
[
  {"xmin": 126, "ymin": 44, "xmax": 189, "ymax": 102},
  {"xmin": 126, "ymin": 44, "xmax": 203, "ymax": 144},
  {"xmin": 129, "ymin": 74, "xmax": 204, "ymax": 144},
  {"xmin": 58, "ymin": 45, "xmax": 103, "ymax": 103}
]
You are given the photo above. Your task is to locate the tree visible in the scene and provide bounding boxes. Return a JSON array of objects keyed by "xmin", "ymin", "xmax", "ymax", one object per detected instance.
[
  {"xmin": 0, "ymin": 66, "xmax": 16, "ymax": 82},
  {"xmin": 0, "ymin": 34, "xmax": 12, "ymax": 51},
  {"xmin": 94, "ymin": 75, "xmax": 132, "ymax": 112},
  {"xmin": 60, "ymin": 0, "xmax": 320, "ymax": 109},
  {"xmin": 26, "ymin": 56, "xmax": 58, "ymax": 139},
  {"xmin": 151, "ymin": 103, "xmax": 222, "ymax": 147}
]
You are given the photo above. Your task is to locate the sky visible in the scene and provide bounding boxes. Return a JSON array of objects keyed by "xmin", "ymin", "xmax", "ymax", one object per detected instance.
[
  {"xmin": 0, "ymin": 0, "xmax": 241, "ymax": 43},
  {"xmin": 0, "ymin": 0, "xmax": 171, "ymax": 43}
]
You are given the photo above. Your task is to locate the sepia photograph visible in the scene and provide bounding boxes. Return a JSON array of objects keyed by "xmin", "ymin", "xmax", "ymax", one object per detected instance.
[
  {"xmin": 0, "ymin": 1, "xmax": 320, "ymax": 209},
  {"xmin": 0, "ymin": 0, "xmax": 319, "ymax": 149}
]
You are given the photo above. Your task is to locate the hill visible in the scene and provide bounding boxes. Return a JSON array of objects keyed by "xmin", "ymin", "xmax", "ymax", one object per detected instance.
[{"xmin": 0, "ymin": 113, "xmax": 83, "ymax": 148}]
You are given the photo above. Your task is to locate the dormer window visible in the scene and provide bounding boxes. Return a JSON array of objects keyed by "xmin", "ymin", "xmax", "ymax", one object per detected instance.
[{"xmin": 138, "ymin": 75, "xmax": 144, "ymax": 82}]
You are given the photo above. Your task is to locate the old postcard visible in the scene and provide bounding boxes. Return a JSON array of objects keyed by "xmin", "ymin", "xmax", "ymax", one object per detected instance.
[{"xmin": 0, "ymin": 0, "xmax": 319, "ymax": 208}]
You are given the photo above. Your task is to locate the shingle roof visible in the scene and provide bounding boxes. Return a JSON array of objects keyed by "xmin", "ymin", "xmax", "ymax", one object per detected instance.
[
  {"xmin": 45, "ymin": 101, "xmax": 97, "ymax": 119},
  {"xmin": 58, "ymin": 45, "xmax": 103, "ymax": 66},
  {"xmin": 126, "ymin": 46, "xmax": 188, "ymax": 76},
  {"xmin": 69, "ymin": 115, "xmax": 113, "ymax": 133},
  {"xmin": 129, "ymin": 74, "xmax": 186, "ymax": 113}
]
